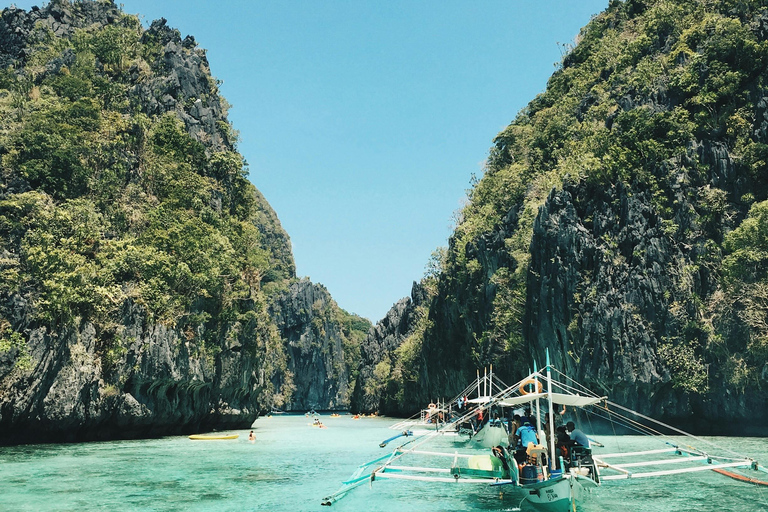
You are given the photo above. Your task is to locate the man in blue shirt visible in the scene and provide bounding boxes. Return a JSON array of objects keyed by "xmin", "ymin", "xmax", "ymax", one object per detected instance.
[
  {"xmin": 516, "ymin": 420, "xmax": 539, "ymax": 449},
  {"xmin": 566, "ymin": 421, "xmax": 590, "ymax": 447}
]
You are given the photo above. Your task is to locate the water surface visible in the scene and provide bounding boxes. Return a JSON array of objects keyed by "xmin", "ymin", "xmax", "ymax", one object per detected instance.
[{"xmin": 2, "ymin": 414, "xmax": 768, "ymax": 511}]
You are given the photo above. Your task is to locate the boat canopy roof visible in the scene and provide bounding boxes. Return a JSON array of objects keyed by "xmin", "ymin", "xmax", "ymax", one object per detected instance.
[
  {"xmin": 497, "ymin": 392, "xmax": 605, "ymax": 408},
  {"xmin": 467, "ymin": 396, "xmax": 493, "ymax": 404}
]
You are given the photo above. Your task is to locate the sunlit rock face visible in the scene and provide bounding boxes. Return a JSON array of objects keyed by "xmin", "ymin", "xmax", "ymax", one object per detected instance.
[
  {"xmin": 356, "ymin": 0, "xmax": 768, "ymax": 434},
  {"xmin": 0, "ymin": 0, "xmax": 298, "ymax": 444},
  {"xmin": 269, "ymin": 280, "xmax": 357, "ymax": 411}
]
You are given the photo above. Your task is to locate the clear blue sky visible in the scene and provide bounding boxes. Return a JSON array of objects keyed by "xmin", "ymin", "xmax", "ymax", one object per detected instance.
[{"xmin": 13, "ymin": 0, "xmax": 608, "ymax": 322}]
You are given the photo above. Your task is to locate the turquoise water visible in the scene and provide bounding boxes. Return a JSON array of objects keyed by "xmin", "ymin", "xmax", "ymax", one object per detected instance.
[{"xmin": 2, "ymin": 414, "xmax": 768, "ymax": 511}]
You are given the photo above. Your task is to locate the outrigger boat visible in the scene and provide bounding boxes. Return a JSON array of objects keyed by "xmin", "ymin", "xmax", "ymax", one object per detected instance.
[
  {"xmin": 388, "ymin": 366, "xmax": 511, "ymax": 447},
  {"xmin": 323, "ymin": 350, "xmax": 768, "ymax": 511}
]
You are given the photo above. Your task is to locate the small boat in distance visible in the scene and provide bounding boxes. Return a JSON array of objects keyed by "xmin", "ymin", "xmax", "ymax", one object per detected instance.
[{"xmin": 188, "ymin": 434, "xmax": 239, "ymax": 440}]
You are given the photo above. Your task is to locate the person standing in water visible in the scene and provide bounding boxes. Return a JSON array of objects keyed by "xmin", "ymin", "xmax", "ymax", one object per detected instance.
[{"xmin": 248, "ymin": 430, "xmax": 255, "ymax": 442}]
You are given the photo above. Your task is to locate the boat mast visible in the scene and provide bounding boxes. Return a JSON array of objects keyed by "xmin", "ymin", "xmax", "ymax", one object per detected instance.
[
  {"xmin": 546, "ymin": 348, "xmax": 556, "ymax": 470},
  {"xmin": 477, "ymin": 369, "xmax": 481, "ymax": 400},
  {"xmin": 533, "ymin": 360, "xmax": 542, "ymax": 435}
]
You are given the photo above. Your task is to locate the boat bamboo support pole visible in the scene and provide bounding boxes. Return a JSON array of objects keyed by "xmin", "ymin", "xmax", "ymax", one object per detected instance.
[
  {"xmin": 533, "ymin": 360, "xmax": 542, "ymax": 436},
  {"xmin": 477, "ymin": 369, "xmax": 481, "ymax": 399},
  {"xmin": 397, "ymin": 448, "xmax": 475, "ymax": 458},
  {"xmin": 373, "ymin": 473, "xmax": 511, "ymax": 484},
  {"xmin": 606, "ymin": 400, "xmax": 749, "ymax": 459},
  {"xmin": 606, "ymin": 456, "xmax": 709, "ymax": 469},
  {"xmin": 599, "ymin": 460, "xmax": 753, "ymax": 480},
  {"xmin": 384, "ymin": 465, "xmax": 452, "ymax": 473},
  {"xmin": 596, "ymin": 448, "xmax": 679, "ymax": 459},
  {"xmin": 546, "ymin": 349, "xmax": 556, "ymax": 470},
  {"xmin": 491, "ymin": 367, "xmax": 496, "ymax": 394},
  {"xmin": 594, "ymin": 461, "xmax": 631, "ymax": 475}
]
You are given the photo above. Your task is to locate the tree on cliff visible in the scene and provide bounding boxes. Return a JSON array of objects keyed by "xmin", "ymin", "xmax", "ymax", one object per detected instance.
[
  {"xmin": 358, "ymin": 0, "xmax": 768, "ymax": 430},
  {"xmin": 0, "ymin": 0, "xmax": 369, "ymax": 444}
]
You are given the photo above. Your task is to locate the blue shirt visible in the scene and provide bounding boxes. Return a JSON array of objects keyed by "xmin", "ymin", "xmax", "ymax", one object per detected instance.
[
  {"xmin": 569, "ymin": 428, "xmax": 590, "ymax": 447},
  {"xmin": 516, "ymin": 424, "xmax": 538, "ymax": 448}
]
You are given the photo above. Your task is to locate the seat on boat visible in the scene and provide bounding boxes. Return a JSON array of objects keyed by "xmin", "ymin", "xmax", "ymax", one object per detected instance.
[
  {"xmin": 527, "ymin": 444, "xmax": 549, "ymax": 466},
  {"xmin": 569, "ymin": 445, "xmax": 593, "ymax": 465},
  {"xmin": 568, "ymin": 445, "xmax": 598, "ymax": 482}
]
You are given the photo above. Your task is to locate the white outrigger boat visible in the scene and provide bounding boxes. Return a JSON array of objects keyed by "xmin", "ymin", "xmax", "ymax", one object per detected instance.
[
  {"xmin": 323, "ymin": 350, "xmax": 768, "ymax": 511},
  {"xmin": 388, "ymin": 366, "xmax": 511, "ymax": 448}
]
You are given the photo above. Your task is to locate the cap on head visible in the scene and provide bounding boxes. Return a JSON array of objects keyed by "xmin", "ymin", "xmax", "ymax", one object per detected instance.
[{"xmin": 566, "ymin": 421, "xmax": 575, "ymax": 431}]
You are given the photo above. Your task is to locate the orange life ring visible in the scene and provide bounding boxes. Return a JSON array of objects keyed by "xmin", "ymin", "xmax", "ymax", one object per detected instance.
[{"xmin": 519, "ymin": 378, "xmax": 543, "ymax": 395}]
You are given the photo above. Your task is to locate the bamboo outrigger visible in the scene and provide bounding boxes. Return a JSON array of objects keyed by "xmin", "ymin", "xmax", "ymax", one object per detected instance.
[{"xmin": 322, "ymin": 350, "xmax": 768, "ymax": 511}]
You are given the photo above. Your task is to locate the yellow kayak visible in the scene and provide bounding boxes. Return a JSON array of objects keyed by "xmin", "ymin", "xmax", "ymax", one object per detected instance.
[{"xmin": 188, "ymin": 434, "xmax": 239, "ymax": 440}]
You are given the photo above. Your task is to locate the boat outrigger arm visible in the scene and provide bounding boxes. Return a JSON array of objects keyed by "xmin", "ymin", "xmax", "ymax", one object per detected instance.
[{"xmin": 379, "ymin": 430, "xmax": 413, "ymax": 448}]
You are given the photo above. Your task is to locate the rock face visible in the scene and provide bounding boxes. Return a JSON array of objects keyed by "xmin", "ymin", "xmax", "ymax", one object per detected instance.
[
  {"xmin": 1, "ymin": 299, "xmax": 264, "ymax": 444},
  {"xmin": 130, "ymin": 18, "xmax": 231, "ymax": 153},
  {"xmin": 0, "ymin": 2, "xmax": 122, "ymax": 68},
  {"xmin": 526, "ymin": 183, "xmax": 683, "ymax": 422},
  {"xmin": 269, "ymin": 280, "xmax": 356, "ymax": 411},
  {"xmin": 0, "ymin": 2, "xmax": 228, "ymax": 153},
  {"xmin": 526, "ymin": 176, "xmax": 768, "ymax": 435},
  {"xmin": 357, "ymin": 0, "xmax": 768, "ymax": 434},
  {"xmin": 351, "ymin": 281, "xmax": 428, "ymax": 413},
  {"xmin": 0, "ymin": 1, "xmax": 356, "ymax": 445}
]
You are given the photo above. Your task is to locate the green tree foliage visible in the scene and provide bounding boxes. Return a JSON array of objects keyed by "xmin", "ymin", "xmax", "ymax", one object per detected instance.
[
  {"xmin": 0, "ymin": 7, "xmax": 295, "ymax": 408},
  {"xmin": 720, "ymin": 200, "xmax": 768, "ymax": 383},
  {"xmin": 379, "ymin": 0, "xmax": 768, "ymax": 400}
]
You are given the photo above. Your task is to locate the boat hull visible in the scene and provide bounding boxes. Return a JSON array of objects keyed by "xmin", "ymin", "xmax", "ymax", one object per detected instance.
[
  {"xmin": 188, "ymin": 434, "xmax": 239, "ymax": 440},
  {"xmin": 521, "ymin": 473, "xmax": 597, "ymax": 512}
]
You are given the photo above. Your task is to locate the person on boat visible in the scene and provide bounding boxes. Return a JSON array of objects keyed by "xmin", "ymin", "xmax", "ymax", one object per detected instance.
[
  {"xmin": 566, "ymin": 421, "xmax": 590, "ymax": 448},
  {"xmin": 554, "ymin": 425, "xmax": 570, "ymax": 460},
  {"xmin": 248, "ymin": 430, "xmax": 255, "ymax": 441},
  {"xmin": 516, "ymin": 420, "xmax": 538, "ymax": 447},
  {"xmin": 507, "ymin": 414, "xmax": 522, "ymax": 449},
  {"xmin": 520, "ymin": 407, "xmax": 533, "ymax": 425},
  {"xmin": 514, "ymin": 419, "xmax": 539, "ymax": 464},
  {"xmin": 539, "ymin": 419, "xmax": 550, "ymax": 451}
]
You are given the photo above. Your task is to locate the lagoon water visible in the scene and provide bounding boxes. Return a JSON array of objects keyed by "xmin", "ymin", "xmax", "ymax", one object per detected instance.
[{"xmin": 2, "ymin": 414, "xmax": 768, "ymax": 511}]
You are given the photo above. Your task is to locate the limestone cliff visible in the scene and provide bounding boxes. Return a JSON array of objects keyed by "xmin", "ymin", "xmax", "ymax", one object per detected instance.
[
  {"xmin": 269, "ymin": 280, "xmax": 367, "ymax": 411},
  {"xmin": 357, "ymin": 0, "xmax": 768, "ymax": 434},
  {"xmin": 0, "ymin": 0, "xmax": 360, "ymax": 445},
  {"xmin": 351, "ymin": 281, "xmax": 429, "ymax": 414}
]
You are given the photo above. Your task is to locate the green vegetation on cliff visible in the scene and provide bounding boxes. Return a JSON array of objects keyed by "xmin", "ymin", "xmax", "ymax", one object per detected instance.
[
  {"xmin": 0, "ymin": 0, "xmax": 305, "ymax": 427},
  {"xmin": 359, "ymin": 0, "xmax": 768, "ymax": 423}
]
